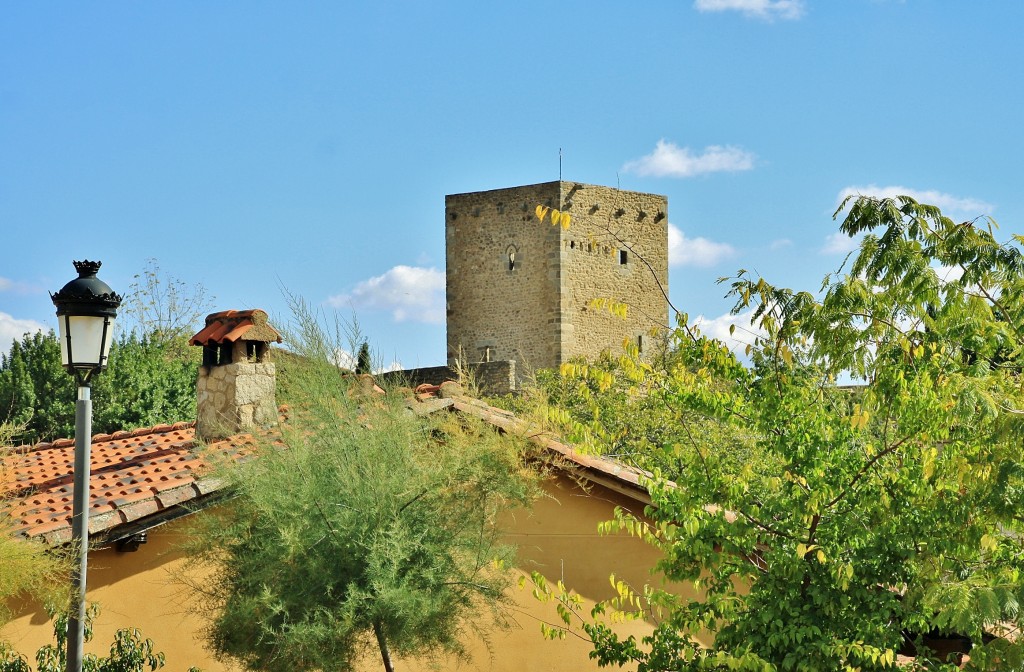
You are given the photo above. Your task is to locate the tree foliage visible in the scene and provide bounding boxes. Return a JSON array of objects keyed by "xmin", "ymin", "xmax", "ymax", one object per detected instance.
[
  {"xmin": 121, "ymin": 258, "xmax": 212, "ymax": 353},
  {"xmin": 536, "ymin": 196, "xmax": 1024, "ymax": 671},
  {"xmin": 0, "ymin": 331, "xmax": 198, "ymax": 444},
  {"xmin": 502, "ymin": 351, "xmax": 759, "ymax": 478},
  {"xmin": 356, "ymin": 340, "xmax": 372, "ymax": 375},
  {"xmin": 185, "ymin": 306, "xmax": 537, "ymax": 672},
  {"xmin": 0, "ymin": 333, "xmax": 75, "ymax": 444}
]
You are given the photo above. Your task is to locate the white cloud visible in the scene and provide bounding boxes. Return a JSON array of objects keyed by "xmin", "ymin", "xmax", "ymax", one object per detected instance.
[
  {"xmin": 0, "ymin": 312, "xmax": 46, "ymax": 353},
  {"xmin": 330, "ymin": 347, "xmax": 403, "ymax": 374},
  {"xmin": 622, "ymin": 140, "xmax": 756, "ymax": 178},
  {"xmin": 694, "ymin": 0, "xmax": 805, "ymax": 21},
  {"xmin": 326, "ymin": 266, "xmax": 445, "ymax": 324},
  {"xmin": 695, "ymin": 307, "xmax": 766, "ymax": 352},
  {"xmin": 821, "ymin": 231, "xmax": 861, "ymax": 255},
  {"xmin": 376, "ymin": 360, "xmax": 404, "ymax": 374},
  {"xmin": 330, "ymin": 348, "xmax": 357, "ymax": 370},
  {"xmin": 0, "ymin": 277, "xmax": 38, "ymax": 295},
  {"xmin": 836, "ymin": 185, "xmax": 994, "ymax": 217},
  {"xmin": 668, "ymin": 223, "xmax": 737, "ymax": 267},
  {"xmin": 769, "ymin": 238, "xmax": 793, "ymax": 251}
]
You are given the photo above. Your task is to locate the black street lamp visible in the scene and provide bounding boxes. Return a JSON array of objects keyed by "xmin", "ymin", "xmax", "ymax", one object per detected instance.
[{"xmin": 50, "ymin": 260, "xmax": 121, "ymax": 672}]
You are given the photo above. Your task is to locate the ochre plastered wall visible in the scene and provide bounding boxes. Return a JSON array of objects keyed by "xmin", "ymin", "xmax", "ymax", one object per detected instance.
[
  {"xmin": 2, "ymin": 473, "xmax": 692, "ymax": 672},
  {"xmin": 446, "ymin": 181, "xmax": 668, "ymax": 376},
  {"xmin": 1, "ymin": 519, "xmax": 231, "ymax": 672}
]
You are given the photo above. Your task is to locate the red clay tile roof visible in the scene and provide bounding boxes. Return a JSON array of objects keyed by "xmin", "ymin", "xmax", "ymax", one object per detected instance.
[
  {"xmin": 2, "ymin": 382, "xmax": 653, "ymax": 545},
  {"xmin": 189, "ymin": 309, "xmax": 282, "ymax": 347},
  {"xmin": 2, "ymin": 423, "xmax": 257, "ymax": 544}
]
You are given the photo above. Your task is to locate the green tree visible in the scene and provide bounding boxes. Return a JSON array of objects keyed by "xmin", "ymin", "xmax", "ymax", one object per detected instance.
[
  {"xmin": 91, "ymin": 333, "xmax": 198, "ymax": 434},
  {"xmin": 537, "ymin": 196, "xmax": 1024, "ymax": 671},
  {"xmin": 502, "ymin": 351, "xmax": 758, "ymax": 478},
  {"xmin": 0, "ymin": 331, "xmax": 198, "ymax": 443},
  {"xmin": 0, "ymin": 332, "xmax": 75, "ymax": 444},
  {"xmin": 356, "ymin": 340, "xmax": 372, "ymax": 375},
  {"xmin": 185, "ymin": 307, "xmax": 536, "ymax": 672}
]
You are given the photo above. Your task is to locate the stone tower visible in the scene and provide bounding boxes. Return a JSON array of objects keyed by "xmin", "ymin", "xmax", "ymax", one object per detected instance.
[{"xmin": 446, "ymin": 180, "xmax": 668, "ymax": 374}]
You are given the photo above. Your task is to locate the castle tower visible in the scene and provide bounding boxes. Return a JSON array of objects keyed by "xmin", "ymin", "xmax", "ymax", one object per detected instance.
[{"xmin": 446, "ymin": 181, "xmax": 668, "ymax": 375}]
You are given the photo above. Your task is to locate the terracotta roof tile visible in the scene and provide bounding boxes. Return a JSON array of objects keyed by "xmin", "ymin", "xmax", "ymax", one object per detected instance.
[
  {"xmin": 189, "ymin": 309, "xmax": 282, "ymax": 346},
  {"xmin": 2, "ymin": 422, "xmax": 256, "ymax": 542}
]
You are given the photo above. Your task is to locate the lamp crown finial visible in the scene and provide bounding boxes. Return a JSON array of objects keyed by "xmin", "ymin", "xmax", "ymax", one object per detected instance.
[{"xmin": 73, "ymin": 260, "xmax": 102, "ymax": 278}]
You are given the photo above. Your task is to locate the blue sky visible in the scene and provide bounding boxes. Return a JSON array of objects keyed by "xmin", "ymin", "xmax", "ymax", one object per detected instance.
[{"xmin": 2, "ymin": 1, "xmax": 1021, "ymax": 369}]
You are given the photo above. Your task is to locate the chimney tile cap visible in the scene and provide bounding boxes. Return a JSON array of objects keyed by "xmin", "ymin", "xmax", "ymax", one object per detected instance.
[{"xmin": 189, "ymin": 309, "xmax": 283, "ymax": 347}]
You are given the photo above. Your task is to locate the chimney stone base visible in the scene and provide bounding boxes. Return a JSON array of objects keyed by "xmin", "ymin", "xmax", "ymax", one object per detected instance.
[{"xmin": 196, "ymin": 361, "xmax": 277, "ymax": 441}]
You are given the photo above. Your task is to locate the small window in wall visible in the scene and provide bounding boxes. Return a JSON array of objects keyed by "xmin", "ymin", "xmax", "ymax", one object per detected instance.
[
  {"xmin": 506, "ymin": 245, "xmax": 518, "ymax": 271},
  {"xmin": 637, "ymin": 334, "xmax": 644, "ymax": 353},
  {"xmin": 619, "ymin": 250, "xmax": 629, "ymax": 265}
]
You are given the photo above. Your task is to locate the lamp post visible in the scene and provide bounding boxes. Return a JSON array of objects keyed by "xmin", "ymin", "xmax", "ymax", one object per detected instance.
[{"xmin": 50, "ymin": 260, "xmax": 121, "ymax": 672}]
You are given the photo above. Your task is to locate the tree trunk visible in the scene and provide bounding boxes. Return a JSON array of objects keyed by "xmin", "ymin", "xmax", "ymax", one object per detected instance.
[{"xmin": 373, "ymin": 619, "xmax": 395, "ymax": 672}]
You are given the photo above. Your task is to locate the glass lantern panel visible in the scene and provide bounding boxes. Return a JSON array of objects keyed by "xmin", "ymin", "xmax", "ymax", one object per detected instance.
[
  {"xmin": 100, "ymin": 317, "xmax": 116, "ymax": 365},
  {"xmin": 57, "ymin": 315, "xmax": 71, "ymax": 367},
  {"xmin": 65, "ymin": 315, "xmax": 112, "ymax": 368}
]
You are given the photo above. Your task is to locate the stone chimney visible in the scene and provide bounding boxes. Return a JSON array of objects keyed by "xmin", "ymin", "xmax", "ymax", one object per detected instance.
[{"xmin": 189, "ymin": 309, "xmax": 282, "ymax": 441}]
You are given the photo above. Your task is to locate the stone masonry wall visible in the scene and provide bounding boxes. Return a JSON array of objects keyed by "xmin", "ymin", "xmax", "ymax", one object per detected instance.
[
  {"xmin": 446, "ymin": 182, "xmax": 563, "ymax": 376},
  {"xmin": 196, "ymin": 361, "xmax": 277, "ymax": 441},
  {"xmin": 559, "ymin": 183, "xmax": 669, "ymax": 361},
  {"xmin": 446, "ymin": 181, "xmax": 668, "ymax": 377},
  {"xmin": 377, "ymin": 361, "xmax": 517, "ymax": 397}
]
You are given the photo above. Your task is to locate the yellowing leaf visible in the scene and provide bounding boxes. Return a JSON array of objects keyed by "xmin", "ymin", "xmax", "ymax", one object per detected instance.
[
  {"xmin": 850, "ymin": 404, "xmax": 870, "ymax": 430},
  {"xmin": 550, "ymin": 208, "xmax": 561, "ymax": 226},
  {"xmin": 535, "ymin": 205, "xmax": 549, "ymax": 221},
  {"xmin": 560, "ymin": 212, "xmax": 572, "ymax": 229},
  {"xmin": 922, "ymin": 447, "xmax": 936, "ymax": 480}
]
